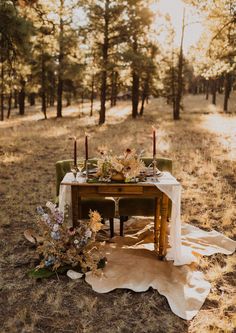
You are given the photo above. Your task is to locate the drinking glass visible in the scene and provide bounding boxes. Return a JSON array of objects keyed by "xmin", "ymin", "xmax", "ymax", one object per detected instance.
[
  {"xmin": 77, "ymin": 159, "xmax": 85, "ymax": 178},
  {"xmin": 70, "ymin": 164, "xmax": 78, "ymax": 182}
]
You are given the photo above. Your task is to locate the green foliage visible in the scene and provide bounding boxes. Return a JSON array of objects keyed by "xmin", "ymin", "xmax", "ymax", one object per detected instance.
[{"xmin": 0, "ymin": 0, "xmax": 33, "ymax": 62}]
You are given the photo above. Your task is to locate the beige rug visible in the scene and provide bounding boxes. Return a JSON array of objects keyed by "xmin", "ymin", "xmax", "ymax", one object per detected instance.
[{"xmin": 72, "ymin": 218, "xmax": 236, "ymax": 320}]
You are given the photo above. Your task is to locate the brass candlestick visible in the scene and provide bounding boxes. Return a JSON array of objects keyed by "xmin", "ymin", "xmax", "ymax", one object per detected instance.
[{"xmin": 85, "ymin": 160, "xmax": 89, "ymax": 180}]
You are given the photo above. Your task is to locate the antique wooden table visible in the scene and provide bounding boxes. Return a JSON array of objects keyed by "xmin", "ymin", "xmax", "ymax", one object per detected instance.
[{"xmin": 61, "ymin": 180, "xmax": 170, "ymax": 258}]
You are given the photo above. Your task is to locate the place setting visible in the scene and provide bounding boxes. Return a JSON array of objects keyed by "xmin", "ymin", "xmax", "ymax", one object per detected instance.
[
  {"xmin": 68, "ymin": 128, "xmax": 164, "ymax": 185},
  {"xmin": 22, "ymin": 128, "xmax": 236, "ymax": 322}
]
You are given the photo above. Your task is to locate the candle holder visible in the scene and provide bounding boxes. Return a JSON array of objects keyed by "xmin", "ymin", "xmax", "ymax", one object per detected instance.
[
  {"xmin": 152, "ymin": 156, "xmax": 161, "ymax": 181},
  {"xmin": 85, "ymin": 160, "xmax": 89, "ymax": 180}
]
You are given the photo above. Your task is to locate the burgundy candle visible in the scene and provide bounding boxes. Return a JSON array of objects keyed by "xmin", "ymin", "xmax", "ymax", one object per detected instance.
[
  {"xmin": 85, "ymin": 135, "xmax": 88, "ymax": 160},
  {"xmin": 153, "ymin": 128, "xmax": 156, "ymax": 158},
  {"xmin": 74, "ymin": 137, "xmax": 77, "ymax": 166}
]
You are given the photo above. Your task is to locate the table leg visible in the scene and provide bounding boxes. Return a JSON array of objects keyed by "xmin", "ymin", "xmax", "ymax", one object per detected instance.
[
  {"xmin": 159, "ymin": 194, "xmax": 169, "ymax": 259},
  {"xmin": 154, "ymin": 197, "xmax": 161, "ymax": 253},
  {"xmin": 71, "ymin": 186, "xmax": 81, "ymax": 227}
]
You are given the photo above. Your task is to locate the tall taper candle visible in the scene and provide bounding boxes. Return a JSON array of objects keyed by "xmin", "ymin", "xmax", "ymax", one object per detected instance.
[
  {"xmin": 153, "ymin": 128, "xmax": 156, "ymax": 158},
  {"xmin": 74, "ymin": 137, "xmax": 77, "ymax": 166},
  {"xmin": 85, "ymin": 135, "xmax": 88, "ymax": 160}
]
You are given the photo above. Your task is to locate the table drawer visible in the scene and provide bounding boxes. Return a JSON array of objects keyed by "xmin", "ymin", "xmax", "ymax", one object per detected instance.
[{"xmin": 98, "ymin": 186, "xmax": 143, "ymax": 195}]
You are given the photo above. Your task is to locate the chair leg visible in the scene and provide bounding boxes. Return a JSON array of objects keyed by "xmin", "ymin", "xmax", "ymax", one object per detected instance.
[
  {"xmin": 109, "ymin": 218, "xmax": 114, "ymax": 238},
  {"xmin": 120, "ymin": 216, "xmax": 124, "ymax": 236}
]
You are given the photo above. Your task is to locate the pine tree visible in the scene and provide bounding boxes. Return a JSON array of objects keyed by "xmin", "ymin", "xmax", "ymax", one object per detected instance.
[
  {"xmin": 83, "ymin": 0, "xmax": 126, "ymax": 124},
  {"xmin": 0, "ymin": 0, "xmax": 32, "ymax": 120},
  {"xmin": 124, "ymin": 0, "xmax": 153, "ymax": 119}
]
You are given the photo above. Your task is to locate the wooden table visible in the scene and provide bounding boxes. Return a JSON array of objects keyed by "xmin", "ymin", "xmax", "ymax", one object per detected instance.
[{"xmin": 61, "ymin": 181, "xmax": 169, "ymax": 258}]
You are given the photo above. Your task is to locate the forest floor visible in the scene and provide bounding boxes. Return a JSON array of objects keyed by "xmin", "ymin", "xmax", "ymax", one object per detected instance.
[{"xmin": 0, "ymin": 94, "xmax": 235, "ymax": 333}]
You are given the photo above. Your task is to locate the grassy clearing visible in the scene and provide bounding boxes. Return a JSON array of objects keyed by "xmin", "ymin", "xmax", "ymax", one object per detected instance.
[{"xmin": 0, "ymin": 94, "xmax": 235, "ymax": 332}]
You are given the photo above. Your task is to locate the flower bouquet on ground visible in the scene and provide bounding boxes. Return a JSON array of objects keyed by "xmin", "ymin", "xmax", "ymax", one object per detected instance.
[
  {"xmin": 27, "ymin": 202, "xmax": 106, "ymax": 279},
  {"xmin": 91, "ymin": 148, "xmax": 145, "ymax": 183}
]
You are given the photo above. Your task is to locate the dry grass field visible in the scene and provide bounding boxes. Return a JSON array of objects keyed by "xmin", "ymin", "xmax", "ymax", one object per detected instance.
[{"xmin": 0, "ymin": 94, "xmax": 235, "ymax": 333}]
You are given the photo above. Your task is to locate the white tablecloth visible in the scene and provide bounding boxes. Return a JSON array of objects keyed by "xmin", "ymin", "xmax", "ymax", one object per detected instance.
[{"xmin": 59, "ymin": 172, "xmax": 195, "ymax": 266}]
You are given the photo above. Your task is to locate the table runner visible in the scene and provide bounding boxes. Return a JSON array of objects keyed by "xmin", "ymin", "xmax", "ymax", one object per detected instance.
[{"xmin": 59, "ymin": 172, "xmax": 195, "ymax": 266}]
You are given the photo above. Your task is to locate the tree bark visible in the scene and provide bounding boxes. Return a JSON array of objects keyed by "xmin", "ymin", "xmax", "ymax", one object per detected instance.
[
  {"xmin": 90, "ymin": 74, "xmax": 94, "ymax": 116},
  {"xmin": 205, "ymin": 80, "xmax": 209, "ymax": 100},
  {"xmin": 132, "ymin": 37, "xmax": 139, "ymax": 119},
  {"xmin": 29, "ymin": 93, "xmax": 36, "ymax": 106},
  {"xmin": 174, "ymin": 9, "xmax": 185, "ymax": 120},
  {"xmin": 99, "ymin": 0, "xmax": 109, "ymax": 125},
  {"xmin": 211, "ymin": 79, "xmax": 217, "ymax": 105},
  {"xmin": 7, "ymin": 92, "xmax": 12, "ymax": 118},
  {"xmin": 223, "ymin": 73, "xmax": 231, "ymax": 112},
  {"xmin": 139, "ymin": 77, "xmax": 149, "ymax": 116},
  {"xmin": 171, "ymin": 49, "xmax": 176, "ymax": 113},
  {"xmin": 110, "ymin": 71, "xmax": 118, "ymax": 107},
  {"xmin": 113, "ymin": 71, "xmax": 118, "ymax": 106},
  {"xmin": 41, "ymin": 52, "xmax": 47, "ymax": 119},
  {"xmin": 0, "ymin": 60, "xmax": 4, "ymax": 121},
  {"xmin": 57, "ymin": 0, "xmax": 64, "ymax": 118},
  {"xmin": 19, "ymin": 79, "xmax": 26, "ymax": 115},
  {"xmin": 132, "ymin": 71, "xmax": 139, "ymax": 118},
  {"xmin": 50, "ymin": 74, "xmax": 55, "ymax": 106}
]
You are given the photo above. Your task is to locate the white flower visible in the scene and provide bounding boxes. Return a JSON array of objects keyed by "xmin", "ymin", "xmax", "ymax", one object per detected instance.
[
  {"xmin": 74, "ymin": 239, "xmax": 79, "ymax": 245},
  {"xmin": 85, "ymin": 229, "xmax": 92, "ymax": 239},
  {"xmin": 46, "ymin": 201, "xmax": 56, "ymax": 213},
  {"xmin": 53, "ymin": 224, "xmax": 59, "ymax": 232}
]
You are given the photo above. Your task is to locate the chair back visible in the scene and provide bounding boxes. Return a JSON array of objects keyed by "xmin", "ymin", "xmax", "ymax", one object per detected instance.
[
  {"xmin": 141, "ymin": 157, "xmax": 172, "ymax": 173},
  {"xmin": 55, "ymin": 159, "xmax": 98, "ymax": 196}
]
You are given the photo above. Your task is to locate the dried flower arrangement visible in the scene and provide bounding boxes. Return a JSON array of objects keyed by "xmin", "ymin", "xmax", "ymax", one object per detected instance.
[
  {"xmin": 95, "ymin": 148, "xmax": 145, "ymax": 182},
  {"xmin": 28, "ymin": 202, "xmax": 106, "ymax": 278}
]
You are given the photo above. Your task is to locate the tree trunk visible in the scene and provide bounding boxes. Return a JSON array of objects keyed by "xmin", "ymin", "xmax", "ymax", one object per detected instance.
[
  {"xmin": 41, "ymin": 53, "xmax": 47, "ymax": 119},
  {"xmin": 7, "ymin": 92, "xmax": 12, "ymax": 118},
  {"xmin": 139, "ymin": 77, "xmax": 149, "ymax": 116},
  {"xmin": 29, "ymin": 93, "xmax": 35, "ymax": 106},
  {"xmin": 110, "ymin": 71, "xmax": 118, "ymax": 107},
  {"xmin": 113, "ymin": 71, "xmax": 118, "ymax": 106},
  {"xmin": 57, "ymin": 0, "xmax": 64, "ymax": 118},
  {"xmin": 132, "ymin": 71, "xmax": 139, "ymax": 118},
  {"xmin": 99, "ymin": 0, "xmax": 109, "ymax": 125},
  {"xmin": 50, "ymin": 73, "xmax": 55, "ymax": 106},
  {"xmin": 217, "ymin": 76, "xmax": 224, "ymax": 94},
  {"xmin": 100, "ymin": 70, "xmax": 107, "ymax": 124},
  {"xmin": 206, "ymin": 80, "xmax": 209, "ymax": 100},
  {"xmin": 19, "ymin": 79, "xmax": 26, "ymax": 115},
  {"xmin": 81, "ymin": 92, "xmax": 84, "ymax": 110},
  {"xmin": 132, "ymin": 37, "xmax": 139, "ymax": 119},
  {"xmin": 223, "ymin": 73, "xmax": 231, "ymax": 112},
  {"xmin": 174, "ymin": 9, "xmax": 185, "ymax": 120},
  {"xmin": 0, "ymin": 60, "xmax": 4, "ymax": 121},
  {"xmin": 171, "ymin": 49, "xmax": 176, "ymax": 113},
  {"xmin": 139, "ymin": 91, "xmax": 146, "ymax": 116},
  {"xmin": 110, "ymin": 71, "xmax": 115, "ymax": 107},
  {"xmin": 211, "ymin": 79, "xmax": 217, "ymax": 105},
  {"xmin": 14, "ymin": 89, "xmax": 18, "ymax": 108},
  {"xmin": 90, "ymin": 74, "xmax": 94, "ymax": 116},
  {"xmin": 57, "ymin": 78, "xmax": 63, "ymax": 117}
]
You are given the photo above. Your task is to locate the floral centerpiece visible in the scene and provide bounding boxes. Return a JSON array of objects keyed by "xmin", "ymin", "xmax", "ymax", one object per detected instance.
[
  {"xmin": 95, "ymin": 148, "xmax": 145, "ymax": 182},
  {"xmin": 29, "ymin": 202, "xmax": 106, "ymax": 277}
]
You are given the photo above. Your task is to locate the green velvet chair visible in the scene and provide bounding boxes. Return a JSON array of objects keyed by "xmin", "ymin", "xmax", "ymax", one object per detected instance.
[
  {"xmin": 56, "ymin": 159, "xmax": 115, "ymax": 237},
  {"xmin": 118, "ymin": 157, "xmax": 173, "ymax": 236}
]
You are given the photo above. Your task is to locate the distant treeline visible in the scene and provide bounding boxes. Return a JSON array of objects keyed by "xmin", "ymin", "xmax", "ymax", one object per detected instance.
[{"xmin": 0, "ymin": 0, "xmax": 235, "ymax": 122}]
